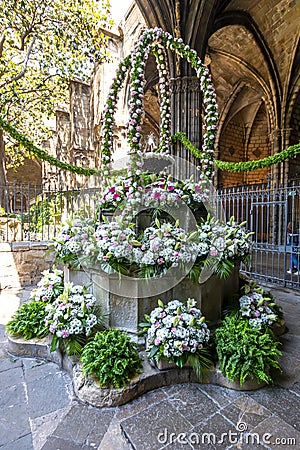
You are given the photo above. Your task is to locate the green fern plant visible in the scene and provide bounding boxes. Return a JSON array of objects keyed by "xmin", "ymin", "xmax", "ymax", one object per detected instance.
[
  {"xmin": 6, "ymin": 300, "xmax": 49, "ymax": 340},
  {"xmin": 80, "ymin": 329, "xmax": 143, "ymax": 389},
  {"xmin": 215, "ymin": 313, "xmax": 282, "ymax": 385}
]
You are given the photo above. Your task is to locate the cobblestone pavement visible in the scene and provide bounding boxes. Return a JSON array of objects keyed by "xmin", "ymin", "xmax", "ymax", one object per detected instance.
[{"xmin": 0, "ymin": 286, "xmax": 300, "ymax": 450}]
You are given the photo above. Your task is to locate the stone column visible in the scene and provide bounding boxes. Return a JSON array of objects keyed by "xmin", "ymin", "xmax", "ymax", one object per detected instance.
[
  {"xmin": 170, "ymin": 77, "xmax": 202, "ymax": 180},
  {"xmin": 270, "ymin": 129, "xmax": 281, "ymax": 188},
  {"xmin": 282, "ymin": 128, "xmax": 292, "ymax": 185}
]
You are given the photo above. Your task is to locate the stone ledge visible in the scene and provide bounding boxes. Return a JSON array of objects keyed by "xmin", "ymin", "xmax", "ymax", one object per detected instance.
[
  {"xmin": 7, "ymin": 335, "xmax": 266, "ymax": 407},
  {"xmin": 10, "ymin": 241, "xmax": 52, "ymax": 252}
]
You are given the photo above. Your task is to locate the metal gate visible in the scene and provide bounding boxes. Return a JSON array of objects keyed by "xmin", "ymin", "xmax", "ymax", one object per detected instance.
[{"xmin": 215, "ymin": 183, "xmax": 300, "ymax": 290}]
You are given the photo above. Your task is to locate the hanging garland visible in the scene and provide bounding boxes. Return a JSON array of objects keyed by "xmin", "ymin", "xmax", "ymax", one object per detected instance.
[
  {"xmin": 1, "ymin": 117, "xmax": 300, "ymax": 176},
  {"xmin": 171, "ymin": 132, "xmax": 203, "ymax": 159},
  {"xmin": 0, "ymin": 116, "xmax": 101, "ymax": 176},
  {"xmin": 101, "ymin": 54, "xmax": 131, "ymax": 173},
  {"xmin": 214, "ymin": 142, "xmax": 300, "ymax": 172},
  {"xmin": 171, "ymin": 131, "xmax": 300, "ymax": 172}
]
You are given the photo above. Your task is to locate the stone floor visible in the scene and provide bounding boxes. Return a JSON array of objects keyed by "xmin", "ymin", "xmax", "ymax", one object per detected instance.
[{"xmin": 0, "ymin": 285, "xmax": 300, "ymax": 450}]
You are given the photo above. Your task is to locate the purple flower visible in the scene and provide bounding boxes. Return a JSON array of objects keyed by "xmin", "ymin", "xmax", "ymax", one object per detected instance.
[{"xmin": 61, "ymin": 330, "xmax": 69, "ymax": 339}]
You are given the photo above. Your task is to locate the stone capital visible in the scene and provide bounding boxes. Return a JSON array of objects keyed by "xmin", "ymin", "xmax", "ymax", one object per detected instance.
[{"xmin": 170, "ymin": 76, "xmax": 201, "ymax": 93}]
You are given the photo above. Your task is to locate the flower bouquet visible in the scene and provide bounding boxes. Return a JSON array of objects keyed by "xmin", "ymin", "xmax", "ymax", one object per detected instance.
[
  {"xmin": 238, "ymin": 281, "xmax": 284, "ymax": 331},
  {"xmin": 30, "ymin": 266, "xmax": 64, "ymax": 303},
  {"xmin": 82, "ymin": 218, "xmax": 136, "ymax": 274},
  {"xmin": 191, "ymin": 215, "xmax": 253, "ymax": 280},
  {"xmin": 134, "ymin": 220, "xmax": 199, "ymax": 278},
  {"xmin": 140, "ymin": 298, "xmax": 213, "ymax": 379},
  {"xmin": 51, "ymin": 217, "xmax": 95, "ymax": 268},
  {"xmin": 45, "ymin": 282, "xmax": 102, "ymax": 355}
]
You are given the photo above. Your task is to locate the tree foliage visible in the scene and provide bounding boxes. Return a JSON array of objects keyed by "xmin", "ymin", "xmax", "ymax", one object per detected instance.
[{"xmin": 0, "ymin": 0, "xmax": 112, "ymax": 168}]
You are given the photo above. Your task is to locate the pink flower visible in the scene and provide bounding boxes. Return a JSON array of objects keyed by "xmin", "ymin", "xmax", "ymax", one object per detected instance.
[
  {"xmin": 61, "ymin": 330, "xmax": 69, "ymax": 338},
  {"xmin": 153, "ymin": 192, "xmax": 162, "ymax": 199},
  {"xmin": 154, "ymin": 338, "xmax": 161, "ymax": 346},
  {"xmin": 157, "ymin": 257, "xmax": 164, "ymax": 265},
  {"xmin": 210, "ymin": 249, "xmax": 218, "ymax": 256},
  {"xmin": 160, "ymin": 311, "xmax": 166, "ymax": 318},
  {"xmin": 154, "ymin": 321, "xmax": 160, "ymax": 329},
  {"xmin": 254, "ymin": 311, "xmax": 260, "ymax": 317},
  {"xmin": 109, "ymin": 187, "xmax": 115, "ymax": 193},
  {"xmin": 171, "ymin": 327, "xmax": 177, "ymax": 333},
  {"xmin": 113, "ymin": 193, "xmax": 120, "ymax": 199},
  {"xmin": 167, "ymin": 185, "xmax": 175, "ymax": 191}
]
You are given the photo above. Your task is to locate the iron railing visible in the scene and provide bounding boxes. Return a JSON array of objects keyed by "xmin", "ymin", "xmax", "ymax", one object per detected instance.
[
  {"xmin": 214, "ymin": 182, "xmax": 300, "ymax": 290},
  {"xmin": 1, "ymin": 181, "xmax": 299, "ymax": 289}
]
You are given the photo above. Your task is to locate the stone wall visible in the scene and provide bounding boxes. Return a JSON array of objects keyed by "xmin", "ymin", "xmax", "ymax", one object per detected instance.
[
  {"xmin": 245, "ymin": 104, "xmax": 271, "ymax": 185},
  {"xmin": 0, "ymin": 242, "xmax": 56, "ymax": 289},
  {"xmin": 218, "ymin": 118, "xmax": 245, "ymax": 188}
]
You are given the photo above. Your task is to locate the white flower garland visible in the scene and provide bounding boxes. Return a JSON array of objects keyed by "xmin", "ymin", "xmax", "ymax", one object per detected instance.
[{"xmin": 101, "ymin": 27, "xmax": 218, "ymax": 180}]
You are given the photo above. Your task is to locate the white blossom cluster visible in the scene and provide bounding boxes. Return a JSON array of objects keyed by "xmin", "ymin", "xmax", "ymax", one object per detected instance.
[
  {"xmin": 197, "ymin": 217, "xmax": 252, "ymax": 261},
  {"xmin": 83, "ymin": 220, "xmax": 136, "ymax": 266},
  {"xmin": 45, "ymin": 283, "xmax": 97, "ymax": 338},
  {"xmin": 239, "ymin": 292, "xmax": 278, "ymax": 329},
  {"xmin": 30, "ymin": 267, "xmax": 64, "ymax": 302},
  {"xmin": 96, "ymin": 175, "xmax": 211, "ymax": 219},
  {"xmin": 134, "ymin": 223, "xmax": 198, "ymax": 267},
  {"xmin": 146, "ymin": 299, "xmax": 210, "ymax": 360},
  {"xmin": 52, "ymin": 218, "xmax": 95, "ymax": 265}
]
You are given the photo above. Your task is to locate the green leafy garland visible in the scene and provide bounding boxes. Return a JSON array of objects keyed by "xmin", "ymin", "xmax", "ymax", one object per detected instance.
[
  {"xmin": 1, "ymin": 116, "xmax": 300, "ymax": 177},
  {"xmin": 0, "ymin": 116, "xmax": 100, "ymax": 176},
  {"xmin": 214, "ymin": 143, "xmax": 300, "ymax": 172},
  {"xmin": 171, "ymin": 131, "xmax": 300, "ymax": 173}
]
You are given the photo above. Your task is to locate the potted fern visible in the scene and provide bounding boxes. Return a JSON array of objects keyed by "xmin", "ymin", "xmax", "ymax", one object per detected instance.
[
  {"xmin": 80, "ymin": 329, "xmax": 143, "ymax": 389},
  {"xmin": 214, "ymin": 313, "xmax": 282, "ymax": 390}
]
